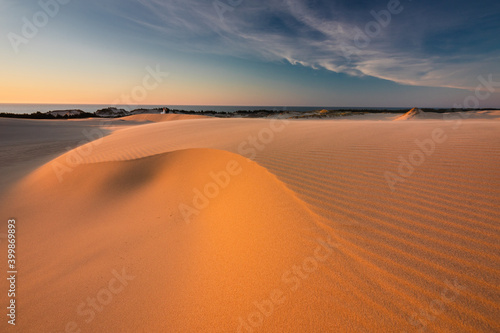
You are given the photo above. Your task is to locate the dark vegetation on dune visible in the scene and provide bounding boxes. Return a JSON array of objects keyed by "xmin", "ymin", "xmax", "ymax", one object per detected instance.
[{"xmin": 0, "ymin": 110, "xmax": 98, "ymax": 119}]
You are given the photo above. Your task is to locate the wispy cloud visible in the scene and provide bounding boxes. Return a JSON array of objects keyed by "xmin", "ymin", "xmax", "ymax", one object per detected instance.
[{"xmin": 102, "ymin": 0, "xmax": 500, "ymax": 90}]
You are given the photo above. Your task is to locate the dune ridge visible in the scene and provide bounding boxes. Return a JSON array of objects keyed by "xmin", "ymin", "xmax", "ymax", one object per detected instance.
[
  {"xmin": 4, "ymin": 148, "xmax": 350, "ymax": 332},
  {"xmin": 393, "ymin": 107, "xmax": 423, "ymax": 121}
]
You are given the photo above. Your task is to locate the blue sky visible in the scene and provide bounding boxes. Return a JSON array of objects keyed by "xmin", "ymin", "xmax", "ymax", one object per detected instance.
[{"xmin": 1, "ymin": 0, "xmax": 499, "ymax": 107}]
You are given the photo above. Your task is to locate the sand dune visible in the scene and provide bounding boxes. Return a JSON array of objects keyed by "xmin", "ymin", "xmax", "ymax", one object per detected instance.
[
  {"xmin": 3, "ymin": 148, "xmax": 343, "ymax": 332},
  {"xmin": 0, "ymin": 112, "xmax": 499, "ymax": 332},
  {"xmin": 395, "ymin": 109, "xmax": 500, "ymax": 121},
  {"xmin": 394, "ymin": 108, "xmax": 424, "ymax": 121}
]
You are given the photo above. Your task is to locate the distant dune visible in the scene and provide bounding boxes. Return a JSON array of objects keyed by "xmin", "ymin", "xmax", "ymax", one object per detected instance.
[
  {"xmin": 0, "ymin": 111, "xmax": 499, "ymax": 332},
  {"xmin": 394, "ymin": 108, "xmax": 500, "ymax": 121},
  {"xmin": 120, "ymin": 113, "xmax": 212, "ymax": 123},
  {"xmin": 393, "ymin": 107, "xmax": 424, "ymax": 121}
]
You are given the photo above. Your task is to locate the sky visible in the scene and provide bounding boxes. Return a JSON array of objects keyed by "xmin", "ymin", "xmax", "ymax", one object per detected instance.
[{"xmin": 0, "ymin": 0, "xmax": 499, "ymax": 107}]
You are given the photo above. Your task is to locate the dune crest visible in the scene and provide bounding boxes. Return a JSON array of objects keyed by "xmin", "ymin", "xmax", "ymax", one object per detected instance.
[
  {"xmin": 393, "ymin": 107, "xmax": 424, "ymax": 121},
  {"xmin": 4, "ymin": 148, "xmax": 350, "ymax": 332}
]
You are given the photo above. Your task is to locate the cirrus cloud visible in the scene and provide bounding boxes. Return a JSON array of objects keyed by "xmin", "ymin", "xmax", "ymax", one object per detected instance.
[{"xmin": 97, "ymin": 0, "xmax": 500, "ymax": 90}]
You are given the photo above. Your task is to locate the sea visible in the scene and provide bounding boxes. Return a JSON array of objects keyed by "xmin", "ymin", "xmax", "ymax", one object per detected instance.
[{"xmin": 0, "ymin": 104, "xmax": 408, "ymax": 115}]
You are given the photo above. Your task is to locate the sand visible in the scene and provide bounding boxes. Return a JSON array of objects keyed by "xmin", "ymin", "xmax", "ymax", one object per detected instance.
[{"xmin": 0, "ymin": 111, "xmax": 499, "ymax": 332}]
